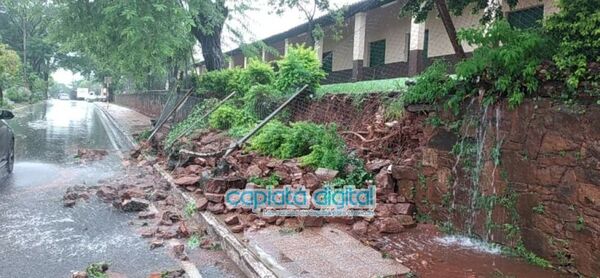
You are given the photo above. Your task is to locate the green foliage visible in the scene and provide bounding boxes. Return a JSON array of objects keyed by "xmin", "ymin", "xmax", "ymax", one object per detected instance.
[
  {"xmin": 334, "ymin": 154, "xmax": 372, "ymax": 188},
  {"xmin": 247, "ymin": 120, "xmax": 289, "ymax": 155},
  {"xmin": 184, "ymin": 201, "xmax": 197, "ymax": 218},
  {"xmin": 316, "ymin": 77, "xmax": 409, "ymax": 97},
  {"xmin": 299, "ymin": 125, "xmax": 347, "ymax": 171},
  {"xmin": 187, "ymin": 234, "xmax": 201, "ymax": 250},
  {"xmin": 279, "ymin": 122, "xmax": 327, "ymax": 159},
  {"xmin": 403, "ymin": 61, "xmax": 456, "ymax": 106},
  {"xmin": 575, "ymin": 215, "xmax": 585, "ymax": 232},
  {"xmin": 275, "ymin": 45, "xmax": 326, "ymax": 93},
  {"xmin": 0, "ymin": 44, "xmax": 21, "ymax": 95},
  {"xmin": 5, "ymin": 86, "xmax": 31, "ymax": 103},
  {"xmin": 243, "ymin": 84, "xmax": 283, "ymax": 119},
  {"xmin": 456, "ymin": 20, "xmax": 550, "ymax": 108},
  {"xmin": 195, "ymin": 69, "xmax": 244, "ymax": 98},
  {"xmin": 86, "ymin": 262, "xmax": 109, "ymax": 278},
  {"xmin": 384, "ymin": 97, "xmax": 405, "ymax": 121},
  {"xmin": 508, "ymin": 241, "xmax": 553, "ymax": 268},
  {"xmin": 248, "ymin": 174, "xmax": 281, "ymax": 188},
  {"xmin": 532, "ymin": 203, "xmax": 545, "ymax": 214},
  {"xmin": 545, "ymin": 0, "xmax": 600, "ymax": 90},
  {"xmin": 241, "ymin": 59, "xmax": 275, "ymax": 89},
  {"xmin": 208, "ymin": 104, "xmax": 255, "ymax": 130}
]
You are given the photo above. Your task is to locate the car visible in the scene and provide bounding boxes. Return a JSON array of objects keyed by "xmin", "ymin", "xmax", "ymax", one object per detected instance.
[
  {"xmin": 0, "ymin": 110, "xmax": 15, "ymax": 174},
  {"xmin": 58, "ymin": 93, "xmax": 70, "ymax": 100},
  {"xmin": 85, "ymin": 91, "xmax": 98, "ymax": 102}
]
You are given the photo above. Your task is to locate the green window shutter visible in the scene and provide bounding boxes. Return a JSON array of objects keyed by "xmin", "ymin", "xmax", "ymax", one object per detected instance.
[
  {"xmin": 322, "ymin": 51, "xmax": 333, "ymax": 73},
  {"xmin": 508, "ymin": 6, "xmax": 544, "ymax": 29},
  {"xmin": 369, "ymin": 40, "xmax": 386, "ymax": 67}
]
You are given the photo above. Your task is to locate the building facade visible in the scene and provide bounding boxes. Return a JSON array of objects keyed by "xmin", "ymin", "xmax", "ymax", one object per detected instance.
[{"xmin": 197, "ymin": 0, "xmax": 558, "ymax": 84}]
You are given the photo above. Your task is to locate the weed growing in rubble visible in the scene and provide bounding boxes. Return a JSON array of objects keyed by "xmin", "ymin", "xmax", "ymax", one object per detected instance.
[
  {"xmin": 184, "ymin": 201, "xmax": 197, "ymax": 218},
  {"xmin": 575, "ymin": 216, "xmax": 585, "ymax": 232},
  {"xmin": 86, "ymin": 262, "xmax": 109, "ymax": 278},
  {"xmin": 248, "ymin": 174, "xmax": 281, "ymax": 188},
  {"xmin": 532, "ymin": 203, "xmax": 545, "ymax": 215},
  {"xmin": 187, "ymin": 234, "xmax": 201, "ymax": 250},
  {"xmin": 247, "ymin": 120, "xmax": 289, "ymax": 154},
  {"xmin": 279, "ymin": 122, "xmax": 328, "ymax": 158},
  {"xmin": 384, "ymin": 97, "xmax": 405, "ymax": 121}
]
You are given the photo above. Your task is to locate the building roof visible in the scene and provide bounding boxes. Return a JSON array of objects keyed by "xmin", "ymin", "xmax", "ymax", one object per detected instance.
[{"xmin": 199, "ymin": 0, "xmax": 397, "ymax": 65}]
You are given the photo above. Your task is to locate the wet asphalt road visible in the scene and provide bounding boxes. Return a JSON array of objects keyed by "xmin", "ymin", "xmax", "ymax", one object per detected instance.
[{"xmin": 0, "ymin": 100, "xmax": 179, "ymax": 277}]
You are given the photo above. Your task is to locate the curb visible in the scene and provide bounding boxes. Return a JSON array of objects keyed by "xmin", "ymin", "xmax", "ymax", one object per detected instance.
[
  {"xmin": 94, "ymin": 103, "xmax": 205, "ymax": 278},
  {"xmin": 154, "ymin": 165, "xmax": 280, "ymax": 278},
  {"xmin": 93, "ymin": 103, "xmax": 137, "ymax": 151}
]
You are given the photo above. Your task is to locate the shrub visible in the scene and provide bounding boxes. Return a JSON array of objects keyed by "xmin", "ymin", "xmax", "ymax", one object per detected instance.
[
  {"xmin": 456, "ymin": 20, "xmax": 550, "ymax": 108},
  {"xmin": 300, "ymin": 125, "xmax": 347, "ymax": 171},
  {"xmin": 247, "ymin": 120, "xmax": 290, "ymax": 155},
  {"xmin": 545, "ymin": 0, "xmax": 600, "ymax": 90},
  {"xmin": 275, "ymin": 45, "xmax": 326, "ymax": 93},
  {"xmin": 278, "ymin": 122, "xmax": 327, "ymax": 159},
  {"xmin": 5, "ymin": 86, "xmax": 31, "ymax": 103},
  {"xmin": 242, "ymin": 59, "xmax": 275, "ymax": 88},
  {"xmin": 243, "ymin": 84, "xmax": 283, "ymax": 119},
  {"xmin": 195, "ymin": 68, "xmax": 244, "ymax": 98},
  {"xmin": 403, "ymin": 61, "xmax": 455, "ymax": 106},
  {"xmin": 208, "ymin": 104, "xmax": 255, "ymax": 130}
]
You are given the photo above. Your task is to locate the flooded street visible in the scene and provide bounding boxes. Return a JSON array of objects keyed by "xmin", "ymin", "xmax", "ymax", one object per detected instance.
[{"xmin": 0, "ymin": 100, "xmax": 178, "ymax": 277}]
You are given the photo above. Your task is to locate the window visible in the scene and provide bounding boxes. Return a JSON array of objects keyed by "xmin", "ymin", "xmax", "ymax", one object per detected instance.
[
  {"xmin": 369, "ymin": 40, "xmax": 386, "ymax": 67},
  {"xmin": 508, "ymin": 6, "xmax": 544, "ymax": 29},
  {"xmin": 322, "ymin": 51, "xmax": 333, "ymax": 73}
]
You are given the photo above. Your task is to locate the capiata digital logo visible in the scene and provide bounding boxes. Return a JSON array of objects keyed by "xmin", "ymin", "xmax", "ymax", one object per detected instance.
[{"xmin": 224, "ymin": 185, "xmax": 376, "ymax": 214}]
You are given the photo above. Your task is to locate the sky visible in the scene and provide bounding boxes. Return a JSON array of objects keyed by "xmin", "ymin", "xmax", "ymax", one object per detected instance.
[{"xmin": 52, "ymin": 0, "xmax": 358, "ymax": 85}]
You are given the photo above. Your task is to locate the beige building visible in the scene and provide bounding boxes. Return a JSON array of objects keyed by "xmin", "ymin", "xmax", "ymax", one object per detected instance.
[{"xmin": 198, "ymin": 0, "xmax": 559, "ymax": 84}]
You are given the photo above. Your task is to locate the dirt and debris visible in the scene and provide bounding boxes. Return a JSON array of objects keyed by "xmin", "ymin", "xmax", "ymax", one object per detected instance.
[{"xmin": 75, "ymin": 149, "xmax": 109, "ymax": 162}]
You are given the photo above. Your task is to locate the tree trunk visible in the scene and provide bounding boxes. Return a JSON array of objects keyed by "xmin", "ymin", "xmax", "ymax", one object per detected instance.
[
  {"xmin": 192, "ymin": 26, "xmax": 225, "ymax": 71},
  {"xmin": 0, "ymin": 87, "xmax": 3, "ymax": 106},
  {"xmin": 43, "ymin": 71, "xmax": 49, "ymax": 100},
  {"xmin": 190, "ymin": 1, "xmax": 228, "ymax": 72},
  {"xmin": 434, "ymin": 0, "xmax": 466, "ymax": 60}
]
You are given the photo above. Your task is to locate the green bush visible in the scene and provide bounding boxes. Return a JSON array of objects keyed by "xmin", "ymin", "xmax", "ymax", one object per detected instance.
[
  {"xmin": 299, "ymin": 125, "xmax": 347, "ymax": 171},
  {"xmin": 208, "ymin": 104, "xmax": 255, "ymax": 130},
  {"xmin": 242, "ymin": 59, "xmax": 275, "ymax": 88},
  {"xmin": 5, "ymin": 86, "xmax": 31, "ymax": 103},
  {"xmin": 545, "ymin": 0, "xmax": 600, "ymax": 90},
  {"xmin": 456, "ymin": 20, "xmax": 550, "ymax": 108},
  {"xmin": 278, "ymin": 122, "xmax": 326, "ymax": 159},
  {"xmin": 247, "ymin": 120, "xmax": 290, "ymax": 154},
  {"xmin": 275, "ymin": 45, "xmax": 326, "ymax": 93},
  {"xmin": 195, "ymin": 68, "xmax": 244, "ymax": 98},
  {"xmin": 403, "ymin": 61, "xmax": 455, "ymax": 106},
  {"xmin": 243, "ymin": 84, "xmax": 283, "ymax": 119}
]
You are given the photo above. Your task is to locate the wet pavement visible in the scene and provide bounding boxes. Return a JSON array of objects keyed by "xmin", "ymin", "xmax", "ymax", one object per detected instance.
[{"xmin": 0, "ymin": 100, "xmax": 179, "ymax": 277}]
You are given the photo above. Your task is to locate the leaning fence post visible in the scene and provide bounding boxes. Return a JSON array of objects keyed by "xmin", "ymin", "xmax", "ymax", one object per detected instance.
[
  {"xmin": 222, "ymin": 84, "xmax": 308, "ymax": 157},
  {"xmin": 147, "ymin": 88, "xmax": 194, "ymax": 142}
]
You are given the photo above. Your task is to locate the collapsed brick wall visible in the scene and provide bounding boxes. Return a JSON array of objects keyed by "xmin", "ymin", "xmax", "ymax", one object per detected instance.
[{"xmin": 401, "ymin": 99, "xmax": 600, "ymax": 276}]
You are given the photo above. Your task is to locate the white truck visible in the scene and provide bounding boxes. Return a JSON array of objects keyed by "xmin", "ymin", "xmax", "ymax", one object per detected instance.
[{"xmin": 76, "ymin": 88, "xmax": 89, "ymax": 100}]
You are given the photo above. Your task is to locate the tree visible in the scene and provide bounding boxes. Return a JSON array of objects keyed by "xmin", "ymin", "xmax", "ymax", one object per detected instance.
[
  {"xmin": 269, "ymin": 0, "xmax": 331, "ymax": 45},
  {"xmin": 0, "ymin": 0, "xmax": 59, "ymax": 99},
  {"xmin": 53, "ymin": 0, "xmax": 194, "ymax": 85},
  {"xmin": 0, "ymin": 44, "xmax": 22, "ymax": 104},
  {"xmin": 401, "ymin": 0, "xmax": 519, "ymax": 60}
]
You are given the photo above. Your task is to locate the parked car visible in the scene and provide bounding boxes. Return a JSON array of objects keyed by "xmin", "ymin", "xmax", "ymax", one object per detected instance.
[
  {"xmin": 58, "ymin": 93, "xmax": 70, "ymax": 100},
  {"xmin": 0, "ymin": 110, "xmax": 15, "ymax": 174}
]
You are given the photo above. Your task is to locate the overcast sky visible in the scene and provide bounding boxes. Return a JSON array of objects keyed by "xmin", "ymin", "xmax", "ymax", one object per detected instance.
[{"xmin": 52, "ymin": 0, "xmax": 358, "ymax": 85}]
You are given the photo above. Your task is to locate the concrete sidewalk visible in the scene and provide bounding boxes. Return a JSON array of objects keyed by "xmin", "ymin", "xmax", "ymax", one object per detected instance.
[{"xmin": 95, "ymin": 102, "xmax": 153, "ymax": 138}]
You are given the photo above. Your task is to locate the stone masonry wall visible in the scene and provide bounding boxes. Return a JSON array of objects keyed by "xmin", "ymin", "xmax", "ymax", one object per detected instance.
[{"xmin": 396, "ymin": 99, "xmax": 599, "ymax": 276}]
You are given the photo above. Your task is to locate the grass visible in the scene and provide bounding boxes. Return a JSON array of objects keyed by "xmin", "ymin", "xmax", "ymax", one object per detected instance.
[{"xmin": 316, "ymin": 77, "xmax": 412, "ymax": 97}]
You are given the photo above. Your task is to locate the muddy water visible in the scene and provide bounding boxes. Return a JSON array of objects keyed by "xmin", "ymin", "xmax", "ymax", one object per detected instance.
[{"xmin": 377, "ymin": 224, "xmax": 573, "ymax": 278}]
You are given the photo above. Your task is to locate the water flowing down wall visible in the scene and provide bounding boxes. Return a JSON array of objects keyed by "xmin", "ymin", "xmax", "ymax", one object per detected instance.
[{"xmin": 411, "ymin": 99, "xmax": 600, "ymax": 276}]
